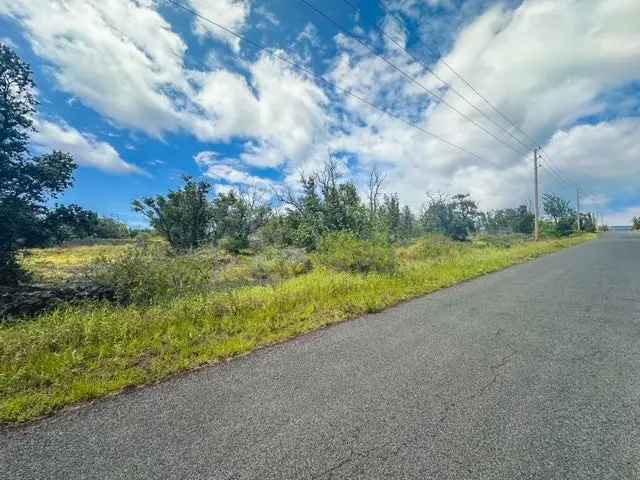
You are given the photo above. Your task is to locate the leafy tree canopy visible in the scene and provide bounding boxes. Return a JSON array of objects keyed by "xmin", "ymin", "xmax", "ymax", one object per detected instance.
[{"xmin": 0, "ymin": 44, "xmax": 76, "ymax": 284}]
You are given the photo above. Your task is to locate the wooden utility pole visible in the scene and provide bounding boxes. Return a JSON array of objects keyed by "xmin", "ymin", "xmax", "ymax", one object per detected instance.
[
  {"xmin": 534, "ymin": 148, "xmax": 540, "ymax": 241},
  {"xmin": 576, "ymin": 188, "xmax": 581, "ymax": 232}
]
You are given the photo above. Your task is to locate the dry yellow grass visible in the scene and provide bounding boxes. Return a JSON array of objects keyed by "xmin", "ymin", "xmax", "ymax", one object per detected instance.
[{"xmin": 20, "ymin": 244, "xmax": 133, "ymax": 281}]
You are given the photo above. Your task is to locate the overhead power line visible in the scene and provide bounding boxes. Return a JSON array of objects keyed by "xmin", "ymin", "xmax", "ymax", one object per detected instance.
[
  {"xmin": 167, "ymin": 0, "xmax": 597, "ymax": 210},
  {"xmin": 369, "ymin": 0, "xmax": 539, "ymax": 150},
  {"xmin": 164, "ymin": 0, "xmax": 488, "ymax": 162},
  {"xmin": 296, "ymin": 0, "xmax": 530, "ymax": 157},
  {"xmin": 351, "ymin": 0, "xmax": 596, "ymax": 201},
  {"xmin": 337, "ymin": 0, "xmax": 535, "ymax": 154},
  {"xmin": 374, "ymin": 1, "xmax": 598, "ymax": 199},
  {"xmin": 539, "ymin": 159, "xmax": 574, "ymax": 190}
]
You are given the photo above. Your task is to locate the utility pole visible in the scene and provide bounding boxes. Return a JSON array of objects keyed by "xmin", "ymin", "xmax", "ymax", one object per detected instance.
[
  {"xmin": 534, "ymin": 148, "xmax": 540, "ymax": 241},
  {"xmin": 576, "ymin": 188, "xmax": 581, "ymax": 232}
]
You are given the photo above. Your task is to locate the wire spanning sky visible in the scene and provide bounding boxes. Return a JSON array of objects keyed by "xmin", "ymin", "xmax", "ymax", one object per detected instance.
[{"xmin": 1, "ymin": 0, "xmax": 638, "ymax": 225}]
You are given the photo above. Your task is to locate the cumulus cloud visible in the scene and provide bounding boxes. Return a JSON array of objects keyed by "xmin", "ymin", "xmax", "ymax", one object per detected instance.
[
  {"xmin": 192, "ymin": 53, "xmax": 329, "ymax": 167},
  {"xmin": 543, "ymin": 119, "xmax": 640, "ymax": 181},
  {"xmin": 185, "ymin": 0, "xmax": 251, "ymax": 51},
  {"xmin": 0, "ymin": 0, "xmax": 328, "ymax": 172},
  {"xmin": 322, "ymin": 0, "xmax": 640, "ymax": 211},
  {"xmin": 32, "ymin": 120, "xmax": 144, "ymax": 175},
  {"xmin": 195, "ymin": 151, "xmax": 274, "ymax": 187},
  {"xmin": 0, "ymin": 0, "xmax": 190, "ymax": 137},
  {"xmin": 540, "ymin": 118, "xmax": 640, "ymax": 220},
  {"xmin": 3, "ymin": 0, "xmax": 640, "ymax": 221}
]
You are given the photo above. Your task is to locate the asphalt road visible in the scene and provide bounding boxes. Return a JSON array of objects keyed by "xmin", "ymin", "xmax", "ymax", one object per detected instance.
[{"xmin": 2, "ymin": 232, "xmax": 640, "ymax": 479}]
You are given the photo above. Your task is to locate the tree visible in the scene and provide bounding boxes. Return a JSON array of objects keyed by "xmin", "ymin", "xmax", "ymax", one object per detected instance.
[
  {"xmin": 43, "ymin": 204, "xmax": 99, "ymax": 245},
  {"xmin": 543, "ymin": 193, "xmax": 573, "ymax": 225},
  {"xmin": 276, "ymin": 159, "xmax": 368, "ymax": 250},
  {"xmin": 132, "ymin": 176, "xmax": 215, "ymax": 250},
  {"xmin": 95, "ymin": 217, "xmax": 131, "ymax": 239},
  {"xmin": 633, "ymin": 216, "xmax": 640, "ymax": 231},
  {"xmin": 0, "ymin": 44, "xmax": 76, "ymax": 283},
  {"xmin": 542, "ymin": 193, "xmax": 577, "ymax": 236},
  {"xmin": 366, "ymin": 165, "xmax": 385, "ymax": 221},
  {"xmin": 398, "ymin": 205, "xmax": 416, "ymax": 240},
  {"xmin": 421, "ymin": 193, "xmax": 479, "ymax": 241},
  {"xmin": 482, "ymin": 205, "xmax": 534, "ymax": 235},
  {"xmin": 211, "ymin": 187, "xmax": 271, "ymax": 252},
  {"xmin": 378, "ymin": 193, "xmax": 401, "ymax": 242}
]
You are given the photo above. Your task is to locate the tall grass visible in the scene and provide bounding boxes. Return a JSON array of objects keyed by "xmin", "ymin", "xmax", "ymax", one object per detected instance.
[{"xmin": 0, "ymin": 235, "xmax": 594, "ymax": 424}]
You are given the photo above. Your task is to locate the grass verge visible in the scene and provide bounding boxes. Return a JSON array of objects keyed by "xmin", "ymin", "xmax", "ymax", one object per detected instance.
[{"xmin": 1, "ymin": 235, "xmax": 594, "ymax": 424}]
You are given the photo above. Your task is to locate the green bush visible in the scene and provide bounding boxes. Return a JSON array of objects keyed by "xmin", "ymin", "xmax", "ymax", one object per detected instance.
[
  {"xmin": 249, "ymin": 247, "xmax": 312, "ymax": 281},
  {"xmin": 87, "ymin": 243, "xmax": 219, "ymax": 306},
  {"xmin": 87, "ymin": 242, "xmax": 312, "ymax": 306},
  {"xmin": 556, "ymin": 218, "xmax": 576, "ymax": 237},
  {"xmin": 314, "ymin": 232, "xmax": 398, "ymax": 274}
]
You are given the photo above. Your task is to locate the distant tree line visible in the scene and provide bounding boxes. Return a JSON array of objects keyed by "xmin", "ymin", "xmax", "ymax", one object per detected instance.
[{"xmin": 134, "ymin": 159, "xmax": 551, "ymax": 254}]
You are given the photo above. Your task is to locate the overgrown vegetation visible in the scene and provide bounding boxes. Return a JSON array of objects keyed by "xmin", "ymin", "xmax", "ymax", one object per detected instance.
[
  {"xmin": 87, "ymin": 241, "xmax": 311, "ymax": 306},
  {"xmin": 0, "ymin": 234, "xmax": 594, "ymax": 424}
]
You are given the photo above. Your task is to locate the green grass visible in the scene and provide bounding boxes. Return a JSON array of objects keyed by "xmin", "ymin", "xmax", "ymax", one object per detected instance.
[{"xmin": 0, "ymin": 234, "xmax": 594, "ymax": 424}]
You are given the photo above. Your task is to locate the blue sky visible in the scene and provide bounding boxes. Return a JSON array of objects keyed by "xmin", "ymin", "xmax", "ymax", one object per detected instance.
[{"xmin": 1, "ymin": 0, "xmax": 639, "ymax": 225}]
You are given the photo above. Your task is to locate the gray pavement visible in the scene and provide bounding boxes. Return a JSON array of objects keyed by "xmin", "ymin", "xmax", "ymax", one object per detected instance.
[{"xmin": 2, "ymin": 232, "xmax": 640, "ymax": 479}]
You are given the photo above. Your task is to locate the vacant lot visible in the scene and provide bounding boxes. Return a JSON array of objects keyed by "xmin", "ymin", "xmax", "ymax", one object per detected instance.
[{"xmin": 0, "ymin": 234, "xmax": 594, "ymax": 424}]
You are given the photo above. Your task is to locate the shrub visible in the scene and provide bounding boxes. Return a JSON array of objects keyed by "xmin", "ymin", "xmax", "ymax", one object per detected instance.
[
  {"xmin": 86, "ymin": 242, "xmax": 312, "ymax": 306},
  {"xmin": 314, "ymin": 232, "xmax": 398, "ymax": 274},
  {"xmin": 87, "ymin": 243, "xmax": 218, "ymax": 306},
  {"xmin": 556, "ymin": 217, "xmax": 576, "ymax": 237},
  {"xmin": 248, "ymin": 247, "xmax": 312, "ymax": 281}
]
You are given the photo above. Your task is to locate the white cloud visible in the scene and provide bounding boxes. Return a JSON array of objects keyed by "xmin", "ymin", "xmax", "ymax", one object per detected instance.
[
  {"xmin": 0, "ymin": 0, "xmax": 327, "ymax": 165},
  {"xmin": 185, "ymin": 0, "xmax": 251, "ymax": 51},
  {"xmin": 0, "ymin": 0, "xmax": 190, "ymax": 137},
  {"xmin": 192, "ymin": 53, "xmax": 329, "ymax": 167},
  {"xmin": 3, "ymin": 0, "xmax": 640, "ymax": 222},
  {"xmin": 543, "ymin": 119, "xmax": 640, "ymax": 181},
  {"xmin": 32, "ymin": 120, "xmax": 144, "ymax": 175},
  {"xmin": 321, "ymin": 0, "xmax": 640, "ymax": 212},
  {"xmin": 255, "ymin": 5, "xmax": 279, "ymax": 27},
  {"xmin": 195, "ymin": 151, "xmax": 274, "ymax": 187},
  {"xmin": 297, "ymin": 23, "xmax": 319, "ymax": 45}
]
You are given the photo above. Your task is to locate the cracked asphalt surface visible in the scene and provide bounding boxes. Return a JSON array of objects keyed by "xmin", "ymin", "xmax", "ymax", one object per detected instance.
[{"xmin": 2, "ymin": 232, "xmax": 640, "ymax": 479}]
